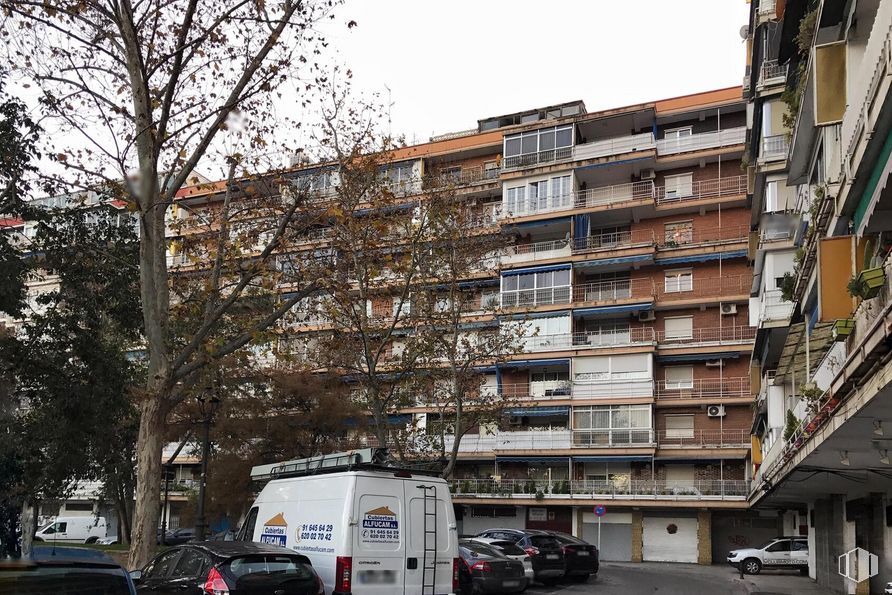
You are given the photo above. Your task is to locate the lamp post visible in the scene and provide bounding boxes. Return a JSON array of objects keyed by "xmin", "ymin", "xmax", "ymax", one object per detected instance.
[{"xmin": 195, "ymin": 394, "xmax": 221, "ymax": 541}]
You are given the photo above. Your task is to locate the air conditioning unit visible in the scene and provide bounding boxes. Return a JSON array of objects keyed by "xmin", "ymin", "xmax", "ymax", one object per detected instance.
[
  {"xmin": 638, "ymin": 310, "xmax": 656, "ymax": 322},
  {"xmin": 705, "ymin": 360, "xmax": 724, "ymax": 368},
  {"xmin": 707, "ymin": 405, "xmax": 726, "ymax": 418},
  {"xmin": 721, "ymin": 303, "xmax": 738, "ymax": 315},
  {"xmin": 640, "ymin": 168, "xmax": 656, "ymax": 180}
]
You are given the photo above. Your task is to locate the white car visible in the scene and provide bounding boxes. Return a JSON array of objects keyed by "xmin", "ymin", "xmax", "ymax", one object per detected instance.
[
  {"xmin": 471, "ymin": 537, "xmax": 535, "ymax": 584},
  {"xmin": 727, "ymin": 536, "xmax": 809, "ymax": 575},
  {"xmin": 95, "ymin": 536, "xmax": 119, "ymax": 545},
  {"xmin": 884, "ymin": 581, "xmax": 892, "ymax": 594}
]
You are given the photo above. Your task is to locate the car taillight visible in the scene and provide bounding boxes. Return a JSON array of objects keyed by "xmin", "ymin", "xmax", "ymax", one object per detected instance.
[
  {"xmin": 470, "ymin": 560, "xmax": 491, "ymax": 573},
  {"xmin": 561, "ymin": 546, "xmax": 571, "ymax": 554},
  {"xmin": 203, "ymin": 567, "xmax": 230, "ymax": 595},
  {"xmin": 524, "ymin": 546, "xmax": 539, "ymax": 557},
  {"xmin": 335, "ymin": 556, "xmax": 352, "ymax": 593},
  {"xmin": 452, "ymin": 558, "xmax": 460, "ymax": 592}
]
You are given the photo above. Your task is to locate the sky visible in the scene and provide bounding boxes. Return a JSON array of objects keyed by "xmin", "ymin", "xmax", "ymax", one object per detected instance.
[{"xmin": 319, "ymin": 0, "xmax": 751, "ymax": 144}]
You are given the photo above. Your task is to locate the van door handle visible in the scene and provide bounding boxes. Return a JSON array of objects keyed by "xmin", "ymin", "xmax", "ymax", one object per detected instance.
[{"xmin": 407, "ymin": 557, "xmax": 418, "ymax": 569}]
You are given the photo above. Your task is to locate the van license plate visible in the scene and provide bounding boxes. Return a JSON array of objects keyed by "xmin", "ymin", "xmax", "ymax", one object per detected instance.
[
  {"xmin": 577, "ymin": 551, "xmax": 590, "ymax": 556},
  {"xmin": 503, "ymin": 580, "xmax": 520, "ymax": 588},
  {"xmin": 546, "ymin": 554, "xmax": 559, "ymax": 560}
]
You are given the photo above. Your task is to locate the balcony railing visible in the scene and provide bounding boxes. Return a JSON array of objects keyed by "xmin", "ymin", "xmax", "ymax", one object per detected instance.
[
  {"xmin": 573, "ymin": 229, "xmax": 655, "ymax": 253},
  {"xmin": 655, "ymin": 429, "xmax": 750, "ymax": 448},
  {"xmin": 656, "ymin": 275, "xmax": 751, "ymax": 301},
  {"xmin": 500, "ymin": 286, "xmax": 572, "ymax": 308},
  {"xmin": 502, "ymin": 238, "xmax": 572, "ymax": 264},
  {"xmin": 570, "ymin": 380, "xmax": 654, "ymax": 399},
  {"xmin": 572, "ymin": 132, "xmax": 656, "ymax": 161},
  {"xmin": 450, "ymin": 478, "xmax": 749, "ymax": 499},
  {"xmin": 500, "ymin": 193, "xmax": 574, "ymax": 218},
  {"xmin": 501, "ymin": 147, "xmax": 573, "ymax": 170},
  {"xmin": 467, "ymin": 206, "xmax": 502, "ymax": 228},
  {"xmin": 573, "ymin": 278, "xmax": 654, "ymax": 303},
  {"xmin": 573, "ymin": 428, "xmax": 654, "ymax": 446},
  {"xmin": 656, "ymin": 325, "xmax": 755, "ymax": 345},
  {"xmin": 520, "ymin": 328, "xmax": 656, "ymax": 352},
  {"xmin": 657, "ymin": 224, "xmax": 749, "ymax": 247},
  {"xmin": 759, "ymin": 289, "xmax": 794, "ymax": 322},
  {"xmin": 654, "ymin": 175, "xmax": 747, "ymax": 205},
  {"xmin": 444, "ymin": 430, "xmax": 572, "ymax": 452},
  {"xmin": 655, "ymin": 127, "xmax": 746, "ymax": 155},
  {"xmin": 655, "ymin": 377, "xmax": 751, "ymax": 400},
  {"xmin": 495, "ymin": 381, "xmax": 572, "ymax": 400},
  {"xmin": 574, "ymin": 180, "xmax": 655, "ymax": 209},
  {"xmin": 757, "ymin": 0, "xmax": 776, "ymax": 15},
  {"xmin": 761, "ymin": 134, "xmax": 790, "ymax": 160},
  {"xmin": 439, "ymin": 165, "xmax": 500, "ymax": 185},
  {"xmin": 759, "ymin": 59, "xmax": 787, "ymax": 86}
]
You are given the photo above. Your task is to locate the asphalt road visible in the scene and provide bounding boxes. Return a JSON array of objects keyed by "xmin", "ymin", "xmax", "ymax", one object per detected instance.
[{"xmin": 524, "ymin": 562, "xmax": 833, "ymax": 595}]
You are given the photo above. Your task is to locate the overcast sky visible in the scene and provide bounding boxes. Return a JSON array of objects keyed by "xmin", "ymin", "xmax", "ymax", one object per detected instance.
[{"xmin": 320, "ymin": 0, "xmax": 750, "ymax": 144}]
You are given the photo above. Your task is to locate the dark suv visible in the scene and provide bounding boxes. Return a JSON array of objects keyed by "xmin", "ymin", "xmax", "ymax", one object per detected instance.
[
  {"xmin": 475, "ymin": 529, "xmax": 565, "ymax": 584},
  {"xmin": 546, "ymin": 532, "xmax": 598, "ymax": 581},
  {"xmin": 0, "ymin": 546, "xmax": 137, "ymax": 594}
]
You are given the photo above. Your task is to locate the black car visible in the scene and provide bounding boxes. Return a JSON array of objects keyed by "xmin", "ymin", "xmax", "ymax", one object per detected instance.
[
  {"xmin": 162, "ymin": 527, "xmax": 196, "ymax": 545},
  {"xmin": 458, "ymin": 540, "xmax": 527, "ymax": 595},
  {"xmin": 0, "ymin": 545, "xmax": 137, "ymax": 594},
  {"xmin": 131, "ymin": 541, "xmax": 323, "ymax": 594},
  {"xmin": 546, "ymin": 532, "xmax": 599, "ymax": 581},
  {"xmin": 475, "ymin": 529, "xmax": 565, "ymax": 584}
]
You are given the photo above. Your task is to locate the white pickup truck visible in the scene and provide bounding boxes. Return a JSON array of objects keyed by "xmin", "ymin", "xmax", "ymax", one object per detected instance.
[{"xmin": 727, "ymin": 536, "xmax": 809, "ymax": 575}]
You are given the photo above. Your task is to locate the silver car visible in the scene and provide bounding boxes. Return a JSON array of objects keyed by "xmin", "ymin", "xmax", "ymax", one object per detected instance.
[{"xmin": 470, "ymin": 537, "xmax": 535, "ymax": 585}]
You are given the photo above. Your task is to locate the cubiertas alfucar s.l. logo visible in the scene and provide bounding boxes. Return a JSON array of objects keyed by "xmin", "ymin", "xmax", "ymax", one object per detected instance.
[
  {"xmin": 259, "ymin": 512, "xmax": 288, "ymax": 546},
  {"xmin": 360, "ymin": 506, "xmax": 399, "ymax": 544}
]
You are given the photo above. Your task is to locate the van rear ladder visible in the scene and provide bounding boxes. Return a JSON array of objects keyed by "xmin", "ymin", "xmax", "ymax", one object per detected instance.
[{"xmin": 417, "ymin": 484, "xmax": 438, "ymax": 595}]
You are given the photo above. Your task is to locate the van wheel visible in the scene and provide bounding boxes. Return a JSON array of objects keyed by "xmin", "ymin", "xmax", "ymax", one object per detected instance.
[
  {"xmin": 743, "ymin": 558, "xmax": 762, "ymax": 575},
  {"xmin": 84, "ymin": 536, "xmax": 99, "ymax": 544}
]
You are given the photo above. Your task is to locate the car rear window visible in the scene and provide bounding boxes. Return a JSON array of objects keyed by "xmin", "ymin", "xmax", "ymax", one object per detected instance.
[
  {"xmin": 461, "ymin": 542, "xmax": 503, "ymax": 558},
  {"xmin": 0, "ymin": 566, "xmax": 132, "ymax": 595},
  {"xmin": 226, "ymin": 555, "xmax": 314, "ymax": 579},
  {"xmin": 528, "ymin": 536, "xmax": 561, "ymax": 549},
  {"xmin": 491, "ymin": 541, "xmax": 527, "ymax": 556}
]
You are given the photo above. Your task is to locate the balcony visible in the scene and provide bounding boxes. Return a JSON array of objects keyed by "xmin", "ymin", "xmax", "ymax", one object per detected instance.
[
  {"xmin": 655, "ymin": 429, "xmax": 750, "ymax": 448},
  {"xmin": 500, "ymin": 286, "xmax": 572, "ymax": 308},
  {"xmin": 572, "ymin": 132, "xmax": 656, "ymax": 161},
  {"xmin": 656, "ymin": 224, "xmax": 749, "ymax": 248},
  {"xmin": 519, "ymin": 328, "xmax": 656, "ymax": 353},
  {"xmin": 656, "ymin": 325, "xmax": 756, "ymax": 346},
  {"xmin": 654, "ymin": 175, "xmax": 747, "ymax": 205},
  {"xmin": 573, "ymin": 229, "xmax": 655, "ymax": 254},
  {"xmin": 655, "ymin": 377, "xmax": 751, "ymax": 401},
  {"xmin": 502, "ymin": 238, "xmax": 572, "ymax": 265},
  {"xmin": 757, "ymin": 0, "xmax": 776, "ymax": 16},
  {"xmin": 440, "ymin": 165, "xmax": 500, "ymax": 186},
  {"xmin": 501, "ymin": 147, "xmax": 573, "ymax": 170},
  {"xmin": 656, "ymin": 275, "xmax": 751, "ymax": 302},
  {"xmin": 758, "ymin": 59, "xmax": 787, "ymax": 88},
  {"xmin": 450, "ymin": 478, "xmax": 749, "ymax": 500},
  {"xmin": 573, "ymin": 278, "xmax": 655, "ymax": 304},
  {"xmin": 500, "ymin": 193, "xmax": 574, "ymax": 219},
  {"xmin": 570, "ymin": 379, "xmax": 654, "ymax": 400},
  {"xmin": 498, "ymin": 381, "xmax": 571, "ymax": 400},
  {"xmin": 467, "ymin": 206, "xmax": 502, "ymax": 228},
  {"xmin": 655, "ymin": 126, "xmax": 746, "ymax": 156},
  {"xmin": 572, "ymin": 428, "xmax": 654, "ymax": 447},
  {"xmin": 759, "ymin": 289, "xmax": 794, "ymax": 323},
  {"xmin": 444, "ymin": 430, "xmax": 571, "ymax": 452},
  {"xmin": 760, "ymin": 134, "xmax": 789, "ymax": 161}
]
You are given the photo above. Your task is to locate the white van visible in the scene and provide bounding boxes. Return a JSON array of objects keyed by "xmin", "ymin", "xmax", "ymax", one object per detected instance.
[
  {"xmin": 34, "ymin": 516, "xmax": 107, "ymax": 544},
  {"xmin": 240, "ymin": 450, "xmax": 458, "ymax": 595}
]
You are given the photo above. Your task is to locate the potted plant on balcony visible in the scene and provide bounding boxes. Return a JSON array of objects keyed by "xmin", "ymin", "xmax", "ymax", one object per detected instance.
[
  {"xmin": 832, "ymin": 319, "xmax": 854, "ymax": 342},
  {"xmin": 848, "ymin": 267, "xmax": 886, "ymax": 299}
]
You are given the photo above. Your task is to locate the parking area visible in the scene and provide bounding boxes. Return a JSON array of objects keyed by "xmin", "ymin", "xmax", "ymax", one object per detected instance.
[{"xmin": 523, "ymin": 563, "xmax": 834, "ymax": 595}]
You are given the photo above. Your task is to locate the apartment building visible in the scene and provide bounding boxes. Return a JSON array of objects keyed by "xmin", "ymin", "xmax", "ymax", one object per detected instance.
[{"xmin": 745, "ymin": 0, "xmax": 892, "ymax": 592}]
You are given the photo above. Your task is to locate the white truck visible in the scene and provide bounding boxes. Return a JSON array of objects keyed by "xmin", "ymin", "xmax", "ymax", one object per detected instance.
[
  {"xmin": 33, "ymin": 516, "xmax": 108, "ymax": 544},
  {"xmin": 240, "ymin": 449, "xmax": 458, "ymax": 595}
]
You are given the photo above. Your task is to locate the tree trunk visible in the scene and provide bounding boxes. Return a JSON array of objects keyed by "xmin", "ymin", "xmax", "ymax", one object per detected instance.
[
  {"xmin": 19, "ymin": 498, "xmax": 35, "ymax": 558},
  {"xmin": 128, "ymin": 397, "xmax": 165, "ymax": 569}
]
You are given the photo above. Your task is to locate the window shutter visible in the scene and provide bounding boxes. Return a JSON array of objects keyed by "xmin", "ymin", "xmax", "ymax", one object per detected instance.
[{"xmin": 664, "ymin": 316, "xmax": 693, "ymax": 340}]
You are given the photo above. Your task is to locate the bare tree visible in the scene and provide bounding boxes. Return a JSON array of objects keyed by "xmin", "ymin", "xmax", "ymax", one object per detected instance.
[{"xmin": 1, "ymin": 0, "xmax": 341, "ymax": 567}]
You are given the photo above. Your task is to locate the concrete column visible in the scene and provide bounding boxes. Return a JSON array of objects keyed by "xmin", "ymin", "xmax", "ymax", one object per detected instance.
[
  {"xmin": 869, "ymin": 494, "xmax": 886, "ymax": 595},
  {"xmin": 631, "ymin": 509, "xmax": 643, "ymax": 563},
  {"xmin": 697, "ymin": 510, "xmax": 712, "ymax": 565},
  {"xmin": 813, "ymin": 497, "xmax": 848, "ymax": 593}
]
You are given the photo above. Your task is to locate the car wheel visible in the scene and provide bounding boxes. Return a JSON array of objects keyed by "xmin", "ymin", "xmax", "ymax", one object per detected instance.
[
  {"xmin": 84, "ymin": 536, "xmax": 99, "ymax": 544},
  {"xmin": 571, "ymin": 573, "xmax": 590, "ymax": 582},
  {"xmin": 743, "ymin": 558, "xmax": 762, "ymax": 575},
  {"xmin": 799, "ymin": 567, "xmax": 809, "ymax": 576}
]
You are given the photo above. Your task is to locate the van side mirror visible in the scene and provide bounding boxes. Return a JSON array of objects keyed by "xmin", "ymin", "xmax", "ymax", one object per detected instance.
[{"xmin": 129, "ymin": 570, "xmax": 143, "ymax": 584}]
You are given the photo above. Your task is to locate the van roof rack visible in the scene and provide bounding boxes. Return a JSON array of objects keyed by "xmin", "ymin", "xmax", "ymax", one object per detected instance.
[{"xmin": 250, "ymin": 448, "xmax": 443, "ymax": 481}]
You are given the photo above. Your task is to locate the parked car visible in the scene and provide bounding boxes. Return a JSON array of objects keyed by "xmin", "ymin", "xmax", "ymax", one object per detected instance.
[
  {"xmin": 727, "ymin": 536, "xmax": 809, "ymax": 575},
  {"xmin": 131, "ymin": 542, "xmax": 323, "ymax": 594},
  {"xmin": 471, "ymin": 537, "xmax": 534, "ymax": 585},
  {"xmin": 884, "ymin": 581, "xmax": 892, "ymax": 594},
  {"xmin": 97, "ymin": 528, "xmax": 168, "ymax": 546},
  {"xmin": 458, "ymin": 540, "xmax": 527, "ymax": 594},
  {"xmin": 209, "ymin": 529, "xmax": 238, "ymax": 541},
  {"xmin": 0, "ymin": 545, "xmax": 136, "ymax": 594},
  {"xmin": 475, "ymin": 529, "xmax": 565, "ymax": 584},
  {"xmin": 33, "ymin": 516, "xmax": 108, "ymax": 544},
  {"xmin": 545, "ymin": 531, "xmax": 599, "ymax": 581},
  {"xmin": 163, "ymin": 527, "xmax": 196, "ymax": 545}
]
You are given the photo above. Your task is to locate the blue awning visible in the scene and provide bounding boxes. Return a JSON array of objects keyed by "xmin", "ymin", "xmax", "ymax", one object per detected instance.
[
  {"xmin": 507, "ymin": 217, "xmax": 570, "ymax": 229},
  {"xmin": 496, "ymin": 457, "xmax": 571, "ymax": 464},
  {"xmin": 502, "ymin": 310, "xmax": 571, "ymax": 321},
  {"xmin": 573, "ymin": 254, "xmax": 653, "ymax": 269},
  {"xmin": 573, "ymin": 303, "xmax": 652, "ymax": 316},
  {"xmin": 658, "ymin": 352, "xmax": 741, "ymax": 362},
  {"xmin": 502, "ymin": 264, "xmax": 572, "ymax": 276},
  {"xmin": 655, "ymin": 250, "xmax": 747, "ymax": 265},
  {"xmin": 478, "ymin": 358, "xmax": 570, "ymax": 373},
  {"xmin": 506, "ymin": 406, "xmax": 570, "ymax": 417},
  {"xmin": 571, "ymin": 456, "xmax": 653, "ymax": 463},
  {"xmin": 458, "ymin": 320, "xmax": 500, "ymax": 330},
  {"xmin": 574, "ymin": 155, "xmax": 653, "ymax": 172}
]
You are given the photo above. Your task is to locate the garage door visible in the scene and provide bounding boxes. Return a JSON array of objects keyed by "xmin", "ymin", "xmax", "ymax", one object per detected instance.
[
  {"xmin": 642, "ymin": 516, "xmax": 698, "ymax": 563},
  {"xmin": 711, "ymin": 513, "xmax": 779, "ymax": 563},
  {"xmin": 582, "ymin": 512, "xmax": 632, "ymax": 561}
]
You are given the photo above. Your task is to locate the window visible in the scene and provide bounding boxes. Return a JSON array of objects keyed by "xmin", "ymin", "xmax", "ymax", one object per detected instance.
[
  {"xmin": 550, "ymin": 175, "xmax": 571, "ymax": 200},
  {"xmin": 503, "ymin": 125, "xmax": 574, "ymax": 158},
  {"xmin": 573, "ymin": 404, "xmax": 652, "ymax": 445},
  {"xmin": 171, "ymin": 549, "xmax": 208, "ymax": 579},
  {"xmin": 531, "ymin": 371, "xmax": 569, "ymax": 383},
  {"xmin": 664, "ymin": 415, "xmax": 695, "ymax": 438},
  {"xmin": 664, "ymin": 366, "xmax": 694, "ymax": 389},
  {"xmin": 663, "ymin": 316, "xmax": 693, "ymax": 340},
  {"xmin": 765, "ymin": 180, "xmax": 780, "ymax": 212},
  {"xmin": 774, "ymin": 277, "xmax": 786, "ymax": 289},
  {"xmin": 480, "ymin": 291, "xmax": 499, "ymax": 310},
  {"xmin": 664, "ymin": 126, "xmax": 693, "ymax": 140},
  {"xmin": 664, "ymin": 221, "xmax": 693, "ymax": 245},
  {"xmin": 581, "ymin": 321, "xmax": 631, "ymax": 346},
  {"xmin": 665, "ymin": 269, "xmax": 693, "ymax": 293},
  {"xmin": 664, "ymin": 173, "xmax": 693, "ymax": 199},
  {"xmin": 573, "ymin": 353, "xmax": 650, "ymax": 382},
  {"xmin": 765, "ymin": 540, "xmax": 791, "ymax": 553},
  {"xmin": 505, "ymin": 186, "xmax": 525, "ymax": 215},
  {"xmin": 588, "ymin": 225, "xmax": 631, "ymax": 248},
  {"xmin": 483, "ymin": 161, "xmax": 499, "ymax": 179},
  {"xmin": 501, "ymin": 267, "xmax": 571, "ymax": 307},
  {"xmin": 145, "ymin": 549, "xmax": 182, "ymax": 580},
  {"xmin": 529, "ymin": 180, "xmax": 549, "ymax": 210},
  {"xmin": 64, "ymin": 503, "xmax": 94, "ymax": 512}
]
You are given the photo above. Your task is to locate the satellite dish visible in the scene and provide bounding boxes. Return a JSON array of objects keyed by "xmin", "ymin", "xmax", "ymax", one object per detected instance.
[{"xmin": 739, "ymin": 25, "xmax": 749, "ymax": 40}]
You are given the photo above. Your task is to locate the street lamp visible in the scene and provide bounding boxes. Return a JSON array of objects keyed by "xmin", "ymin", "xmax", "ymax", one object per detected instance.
[{"xmin": 195, "ymin": 393, "xmax": 221, "ymax": 541}]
